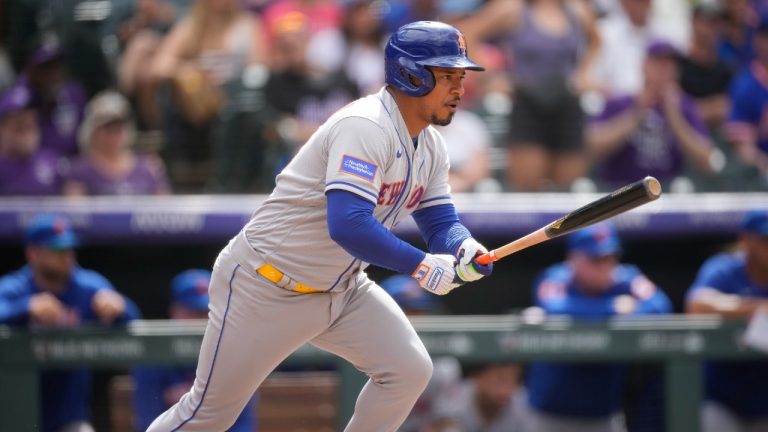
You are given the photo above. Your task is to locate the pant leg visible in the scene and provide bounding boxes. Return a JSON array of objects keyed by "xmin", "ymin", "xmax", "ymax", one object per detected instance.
[
  {"xmin": 702, "ymin": 401, "xmax": 743, "ymax": 432},
  {"xmin": 311, "ymin": 278, "xmax": 433, "ymax": 432},
  {"xmin": 523, "ymin": 404, "xmax": 621, "ymax": 432},
  {"xmin": 147, "ymin": 247, "xmax": 332, "ymax": 431}
]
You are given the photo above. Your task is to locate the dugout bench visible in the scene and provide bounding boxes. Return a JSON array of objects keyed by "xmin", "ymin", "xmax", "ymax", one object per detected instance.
[{"xmin": 0, "ymin": 315, "xmax": 763, "ymax": 432}]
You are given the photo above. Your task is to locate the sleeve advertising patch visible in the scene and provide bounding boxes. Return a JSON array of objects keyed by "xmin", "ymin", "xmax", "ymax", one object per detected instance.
[{"xmin": 339, "ymin": 155, "xmax": 378, "ymax": 182}]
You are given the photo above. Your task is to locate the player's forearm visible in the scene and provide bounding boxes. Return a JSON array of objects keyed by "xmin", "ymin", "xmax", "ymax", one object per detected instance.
[
  {"xmin": 686, "ymin": 297, "xmax": 768, "ymax": 319},
  {"xmin": 412, "ymin": 204, "xmax": 471, "ymax": 255}
]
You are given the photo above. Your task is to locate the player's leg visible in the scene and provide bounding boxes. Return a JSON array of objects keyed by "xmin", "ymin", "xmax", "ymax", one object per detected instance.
[
  {"xmin": 702, "ymin": 401, "xmax": 742, "ymax": 432},
  {"xmin": 311, "ymin": 278, "xmax": 433, "ymax": 432},
  {"xmin": 147, "ymin": 244, "xmax": 329, "ymax": 431}
]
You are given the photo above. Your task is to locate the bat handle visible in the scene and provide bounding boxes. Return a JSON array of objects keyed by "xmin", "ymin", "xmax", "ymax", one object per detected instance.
[{"xmin": 474, "ymin": 250, "xmax": 497, "ymax": 266}]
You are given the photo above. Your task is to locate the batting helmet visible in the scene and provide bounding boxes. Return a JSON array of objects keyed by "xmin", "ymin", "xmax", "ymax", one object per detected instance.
[{"xmin": 385, "ymin": 21, "xmax": 484, "ymax": 97}]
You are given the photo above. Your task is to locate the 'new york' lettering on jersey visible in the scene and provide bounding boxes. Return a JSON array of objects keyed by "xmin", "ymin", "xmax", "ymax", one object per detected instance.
[{"xmin": 244, "ymin": 87, "xmax": 453, "ymax": 293}]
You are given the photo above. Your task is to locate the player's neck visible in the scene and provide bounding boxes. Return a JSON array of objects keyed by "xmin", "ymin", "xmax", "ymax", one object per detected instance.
[{"xmin": 388, "ymin": 87, "xmax": 428, "ymax": 139}]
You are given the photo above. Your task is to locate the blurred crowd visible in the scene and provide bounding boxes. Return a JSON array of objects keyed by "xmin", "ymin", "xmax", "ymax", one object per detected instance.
[{"xmin": 2, "ymin": 0, "xmax": 768, "ymax": 195}]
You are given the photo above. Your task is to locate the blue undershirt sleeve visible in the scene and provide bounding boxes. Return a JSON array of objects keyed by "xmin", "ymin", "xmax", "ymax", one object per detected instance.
[
  {"xmin": 326, "ymin": 189, "xmax": 426, "ymax": 275},
  {"xmin": 412, "ymin": 204, "xmax": 471, "ymax": 256}
]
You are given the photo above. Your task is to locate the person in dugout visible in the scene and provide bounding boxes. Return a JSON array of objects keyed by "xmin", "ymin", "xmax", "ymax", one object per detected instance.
[
  {"xmin": 686, "ymin": 209, "xmax": 768, "ymax": 432},
  {"xmin": 0, "ymin": 213, "xmax": 140, "ymax": 432},
  {"xmin": 522, "ymin": 222, "xmax": 672, "ymax": 432}
]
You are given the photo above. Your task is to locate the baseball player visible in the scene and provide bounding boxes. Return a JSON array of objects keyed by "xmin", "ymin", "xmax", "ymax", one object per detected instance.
[
  {"xmin": 686, "ymin": 209, "xmax": 768, "ymax": 432},
  {"xmin": 524, "ymin": 223, "xmax": 671, "ymax": 432},
  {"xmin": 0, "ymin": 213, "xmax": 140, "ymax": 432},
  {"xmin": 147, "ymin": 21, "xmax": 493, "ymax": 432}
]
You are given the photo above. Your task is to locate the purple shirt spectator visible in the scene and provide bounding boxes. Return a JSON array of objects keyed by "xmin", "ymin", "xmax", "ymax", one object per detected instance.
[
  {"xmin": 0, "ymin": 149, "xmax": 64, "ymax": 195},
  {"xmin": 591, "ymin": 95, "xmax": 709, "ymax": 186},
  {"xmin": 66, "ymin": 155, "xmax": 169, "ymax": 195},
  {"xmin": 31, "ymin": 77, "xmax": 88, "ymax": 157}
]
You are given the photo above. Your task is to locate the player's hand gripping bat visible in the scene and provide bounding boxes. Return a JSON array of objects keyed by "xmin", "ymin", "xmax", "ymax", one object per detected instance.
[{"xmin": 474, "ymin": 176, "xmax": 662, "ymax": 265}]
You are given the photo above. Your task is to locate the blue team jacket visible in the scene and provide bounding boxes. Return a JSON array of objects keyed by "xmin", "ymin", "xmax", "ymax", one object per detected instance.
[
  {"xmin": 0, "ymin": 265, "xmax": 140, "ymax": 432},
  {"xmin": 527, "ymin": 262, "xmax": 672, "ymax": 418},
  {"xmin": 688, "ymin": 252, "xmax": 768, "ymax": 419}
]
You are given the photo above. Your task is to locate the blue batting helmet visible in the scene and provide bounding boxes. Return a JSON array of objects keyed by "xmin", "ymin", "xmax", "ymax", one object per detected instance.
[{"xmin": 385, "ymin": 21, "xmax": 484, "ymax": 97}]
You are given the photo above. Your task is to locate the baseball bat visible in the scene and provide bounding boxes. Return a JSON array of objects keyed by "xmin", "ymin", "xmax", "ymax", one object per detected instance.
[{"xmin": 474, "ymin": 176, "xmax": 662, "ymax": 265}]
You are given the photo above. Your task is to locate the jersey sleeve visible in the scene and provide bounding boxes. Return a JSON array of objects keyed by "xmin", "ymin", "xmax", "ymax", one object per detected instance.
[
  {"xmin": 324, "ymin": 116, "xmax": 391, "ymax": 204},
  {"xmin": 0, "ymin": 275, "xmax": 32, "ymax": 323},
  {"xmin": 416, "ymin": 130, "xmax": 453, "ymax": 210},
  {"xmin": 623, "ymin": 267, "xmax": 672, "ymax": 314},
  {"xmin": 686, "ymin": 255, "xmax": 735, "ymax": 302}
]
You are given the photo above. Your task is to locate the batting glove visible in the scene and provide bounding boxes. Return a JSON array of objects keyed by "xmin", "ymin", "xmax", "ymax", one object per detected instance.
[
  {"xmin": 412, "ymin": 254, "xmax": 463, "ymax": 295},
  {"xmin": 455, "ymin": 238, "xmax": 493, "ymax": 283}
]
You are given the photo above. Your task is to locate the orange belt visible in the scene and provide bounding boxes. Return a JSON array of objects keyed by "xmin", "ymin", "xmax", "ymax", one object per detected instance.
[{"xmin": 256, "ymin": 263, "xmax": 323, "ymax": 294}]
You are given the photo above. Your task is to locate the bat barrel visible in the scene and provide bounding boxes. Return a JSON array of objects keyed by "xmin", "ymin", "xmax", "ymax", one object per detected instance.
[{"xmin": 543, "ymin": 176, "xmax": 661, "ymax": 239}]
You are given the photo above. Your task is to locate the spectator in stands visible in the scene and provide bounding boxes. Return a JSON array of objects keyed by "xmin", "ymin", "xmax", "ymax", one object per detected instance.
[
  {"xmin": 522, "ymin": 222, "xmax": 671, "ymax": 432},
  {"xmin": 0, "ymin": 213, "xmax": 140, "ymax": 432},
  {"xmin": 133, "ymin": 269, "xmax": 256, "ymax": 432},
  {"xmin": 0, "ymin": 83, "xmax": 67, "ymax": 195},
  {"xmin": 719, "ymin": 0, "xmax": 758, "ymax": 72},
  {"xmin": 686, "ymin": 209, "xmax": 768, "ymax": 432},
  {"xmin": 680, "ymin": 3, "xmax": 733, "ymax": 130},
  {"xmin": 460, "ymin": 0, "xmax": 601, "ymax": 191},
  {"xmin": 725, "ymin": 14, "xmax": 768, "ymax": 176},
  {"xmin": 587, "ymin": 40, "xmax": 720, "ymax": 191},
  {"xmin": 431, "ymin": 362, "xmax": 527, "ymax": 432},
  {"xmin": 62, "ymin": 90, "xmax": 170, "ymax": 196},
  {"xmin": 20, "ymin": 36, "xmax": 88, "ymax": 158},
  {"xmin": 152, "ymin": 0, "xmax": 266, "ymax": 191},
  {"xmin": 264, "ymin": 11, "xmax": 360, "ymax": 148},
  {"xmin": 306, "ymin": 0, "xmax": 386, "ymax": 95},
  {"xmin": 434, "ymin": 109, "xmax": 496, "ymax": 193},
  {"xmin": 592, "ymin": 0, "xmax": 655, "ymax": 97},
  {"xmin": 262, "ymin": 0, "xmax": 342, "ymax": 48},
  {"xmin": 116, "ymin": 0, "xmax": 182, "ymax": 128}
]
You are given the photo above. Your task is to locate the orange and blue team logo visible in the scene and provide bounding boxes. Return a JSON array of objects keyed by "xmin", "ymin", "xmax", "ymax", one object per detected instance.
[
  {"xmin": 457, "ymin": 32, "xmax": 467, "ymax": 55},
  {"xmin": 340, "ymin": 155, "xmax": 378, "ymax": 182}
]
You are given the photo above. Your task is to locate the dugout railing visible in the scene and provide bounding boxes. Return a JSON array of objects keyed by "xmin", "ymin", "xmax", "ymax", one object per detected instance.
[{"xmin": 0, "ymin": 315, "xmax": 763, "ymax": 432}]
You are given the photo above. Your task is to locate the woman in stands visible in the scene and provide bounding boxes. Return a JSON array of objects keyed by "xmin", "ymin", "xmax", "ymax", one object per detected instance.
[
  {"xmin": 62, "ymin": 91, "xmax": 170, "ymax": 196},
  {"xmin": 460, "ymin": 0, "xmax": 601, "ymax": 192}
]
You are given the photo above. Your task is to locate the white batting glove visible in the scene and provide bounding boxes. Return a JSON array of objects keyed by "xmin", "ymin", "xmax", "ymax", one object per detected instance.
[
  {"xmin": 455, "ymin": 238, "xmax": 493, "ymax": 282},
  {"xmin": 412, "ymin": 254, "xmax": 462, "ymax": 295}
]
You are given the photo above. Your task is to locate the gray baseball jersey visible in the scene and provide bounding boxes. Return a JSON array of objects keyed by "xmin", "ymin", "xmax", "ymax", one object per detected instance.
[
  {"xmin": 244, "ymin": 86, "xmax": 453, "ymax": 291},
  {"xmin": 146, "ymin": 87, "xmax": 451, "ymax": 432}
]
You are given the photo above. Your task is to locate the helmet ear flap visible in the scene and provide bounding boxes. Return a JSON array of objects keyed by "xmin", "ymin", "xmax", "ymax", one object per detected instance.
[{"xmin": 395, "ymin": 57, "xmax": 433, "ymax": 96}]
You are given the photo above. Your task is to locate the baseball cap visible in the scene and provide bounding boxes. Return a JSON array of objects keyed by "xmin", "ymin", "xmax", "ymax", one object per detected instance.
[
  {"xmin": 25, "ymin": 213, "xmax": 78, "ymax": 250},
  {"xmin": 0, "ymin": 84, "xmax": 34, "ymax": 120},
  {"xmin": 381, "ymin": 275, "xmax": 438, "ymax": 313},
  {"xmin": 567, "ymin": 223, "xmax": 622, "ymax": 257},
  {"xmin": 78, "ymin": 90, "xmax": 133, "ymax": 150},
  {"xmin": 741, "ymin": 209, "xmax": 768, "ymax": 237},
  {"xmin": 171, "ymin": 269, "xmax": 212, "ymax": 311},
  {"xmin": 646, "ymin": 39, "xmax": 680, "ymax": 59}
]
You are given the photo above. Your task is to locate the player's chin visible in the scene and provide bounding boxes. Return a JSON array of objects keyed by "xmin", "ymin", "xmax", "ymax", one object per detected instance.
[{"xmin": 431, "ymin": 112, "xmax": 455, "ymax": 127}]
